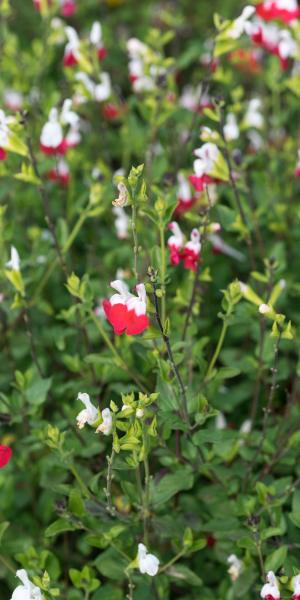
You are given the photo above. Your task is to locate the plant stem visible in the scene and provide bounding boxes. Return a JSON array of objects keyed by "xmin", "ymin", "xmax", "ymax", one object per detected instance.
[
  {"xmin": 205, "ymin": 319, "xmax": 228, "ymax": 381},
  {"xmin": 106, "ymin": 448, "xmax": 116, "ymax": 516},
  {"xmin": 159, "ymin": 223, "xmax": 166, "ymax": 325},
  {"xmin": 151, "ymin": 278, "xmax": 189, "ymax": 422},
  {"xmin": 158, "ymin": 548, "xmax": 186, "ymax": 574},
  {"xmin": 69, "ymin": 464, "xmax": 91, "ymax": 499},
  {"xmin": 131, "ymin": 203, "xmax": 139, "ymax": 282},
  {"xmin": 142, "ymin": 430, "xmax": 150, "ymax": 545}
]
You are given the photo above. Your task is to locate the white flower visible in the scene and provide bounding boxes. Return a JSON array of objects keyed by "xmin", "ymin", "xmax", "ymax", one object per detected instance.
[
  {"xmin": 112, "ymin": 206, "xmax": 129, "ymax": 239},
  {"xmin": 227, "ymin": 554, "xmax": 243, "ymax": 581},
  {"xmin": 4, "ymin": 89, "xmax": 23, "ymax": 111},
  {"xmin": 94, "ymin": 72, "xmax": 111, "ymax": 102},
  {"xmin": 240, "ymin": 419, "xmax": 252, "ymax": 434},
  {"xmin": 40, "ymin": 108, "xmax": 63, "ymax": 149},
  {"xmin": 137, "ymin": 543, "xmax": 159, "ymax": 576},
  {"xmin": 112, "ymin": 182, "xmax": 128, "ymax": 208},
  {"xmin": 261, "ymin": 571, "xmax": 280, "ymax": 599},
  {"xmin": 76, "ymin": 393, "xmax": 98, "ymax": 429},
  {"xmin": 64, "ymin": 25, "xmax": 80, "ymax": 58},
  {"xmin": 177, "ymin": 173, "xmax": 192, "ymax": 203},
  {"xmin": 245, "ymin": 98, "xmax": 264, "ymax": 129},
  {"xmin": 216, "ymin": 412, "xmax": 227, "ymax": 430},
  {"xmin": 60, "ymin": 98, "xmax": 79, "ymax": 127},
  {"xmin": 259, "ymin": 303, "xmax": 271, "ymax": 315},
  {"xmin": 292, "ymin": 574, "xmax": 300, "ymax": 598},
  {"xmin": 90, "ymin": 21, "xmax": 102, "ymax": 46},
  {"xmin": 193, "ymin": 143, "xmax": 219, "ymax": 177},
  {"xmin": 10, "ymin": 569, "xmax": 42, "ymax": 600},
  {"xmin": 168, "ymin": 221, "xmax": 184, "ymax": 249},
  {"xmin": 136, "ymin": 408, "xmax": 144, "ymax": 418},
  {"xmin": 127, "ymin": 38, "xmax": 148, "ymax": 58},
  {"xmin": 96, "ymin": 408, "xmax": 113, "ymax": 435},
  {"xmin": 228, "ymin": 6, "xmax": 255, "ymax": 39},
  {"xmin": 6, "ymin": 246, "xmax": 20, "ymax": 271},
  {"xmin": 127, "ymin": 284, "xmax": 147, "ymax": 317},
  {"xmin": 0, "ymin": 109, "xmax": 12, "ymax": 147},
  {"xmin": 224, "ymin": 113, "xmax": 239, "ymax": 141}
]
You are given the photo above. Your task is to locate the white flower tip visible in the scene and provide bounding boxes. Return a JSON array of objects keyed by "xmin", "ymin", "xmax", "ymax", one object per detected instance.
[{"xmin": 259, "ymin": 303, "xmax": 271, "ymax": 315}]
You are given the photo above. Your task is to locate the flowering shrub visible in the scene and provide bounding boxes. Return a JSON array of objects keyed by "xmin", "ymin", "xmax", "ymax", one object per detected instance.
[{"xmin": 1, "ymin": 0, "xmax": 300, "ymax": 599}]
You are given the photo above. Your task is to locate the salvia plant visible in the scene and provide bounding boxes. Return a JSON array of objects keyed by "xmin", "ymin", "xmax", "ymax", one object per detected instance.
[{"xmin": 1, "ymin": 0, "xmax": 300, "ymax": 598}]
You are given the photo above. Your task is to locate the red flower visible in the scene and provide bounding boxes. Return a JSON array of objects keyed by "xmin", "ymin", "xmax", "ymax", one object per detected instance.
[
  {"xmin": 102, "ymin": 103, "xmax": 120, "ymax": 121},
  {"xmin": 256, "ymin": 1, "xmax": 300, "ymax": 23},
  {"xmin": 47, "ymin": 159, "xmax": 70, "ymax": 186},
  {"xmin": 103, "ymin": 280, "xmax": 149, "ymax": 336},
  {"xmin": 174, "ymin": 198, "xmax": 196, "ymax": 216},
  {"xmin": 97, "ymin": 47, "xmax": 107, "ymax": 61},
  {"xmin": 63, "ymin": 51, "xmax": 78, "ymax": 67},
  {"xmin": 0, "ymin": 445, "xmax": 12, "ymax": 468},
  {"xmin": 0, "ymin": 147, "xmax": 7, "ymax": 161},
  {"xmin": 40, "ymin": 139, "xmax": 69, "ymax": 156},
  {"xmin": 168, "ymin": 223, "xmax": 201, "ymax": 271},
  {"xmin": 61, "ymin": 0, "xmax": 76, "ymax": 17},
  {"xmin": 206, "ymin": 534, "xmax": 216, "ymax": 548},
  {"xmin": 188, "ymin": 174, "xmax": 217, "ymax": 192}
]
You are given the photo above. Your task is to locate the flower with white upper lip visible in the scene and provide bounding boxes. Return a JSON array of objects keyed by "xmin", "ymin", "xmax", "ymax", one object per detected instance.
[
  {"xmin": 63, "ymin": 26, "xmax": 80, "ymax": 67},
  {"xmin": 4, "ymin": 90, "xmax": 23, "ymax": 112},
  {"xmin": 76, "ymin": 393, "xmax": 98, "ymax": 429},
  {"xmin": 6, "ymin": 246, "xmax": 20, "ymax": 271},
  {"xmin": 189, "ymin": 143, "xmax": 224, "ymax": 191},
  {"xmin": 182, "ymin": 229, "xmax": 201, "ymax": 272},
  {"xmin": 244, "ymin": 98, "xmax": 264, "ymax": 129},
  {"xmin": 255, "ymin": 0, "xmax": 300, "ymax": 23},
  {"xmin": 96, "ymin": 408, "xmax": 113, "ymax": 435},
  {"xmin": 10, "ymin": 569, "xmax": 42, "ymax": 600},
  {"xmin": 175, "ymin": 173, "xmax": 196, "ymax": 216},
  {"xmin": 113, "ymin": 206, "xmax": 129, "ymax": 239},
  {"xmin": 228, "ymin": 6, "xmax": 256, "ymax": 39},
  {"xmin": 260, "ymin": 571, "xmax": 280, "ymax": 599},
  {"xmin": 137, "ymin": 543, "xmax": 159, "ymax": 576},
  {"xmin": 0, "ymin": 109, "xmax": 14, "ymax": 160},
  {"xmin": 48, "ymin": 158, "xmax": 70, "ymax": 187},
  {"xmin": 292, "ymin": 573, "xmax": 300, "ymax": 599},
  {"xmin": 90, "ymin": 22, "xmax": 107, "ymax": 61},
  {"xmin": 224, "ymin": 113, "xmax": 239, "ymax": 141},
  {"xmin": 167, "ymin": 222, "xmax": 184, "ymax": 265},
  {"xmin": 247, "ymin": 19, "xmax": 297, "ymax": 69},
  {"xmin": 103, "ymin": 280, "xmax": 149, "ymax": 335},
  {"xmin": 40, "ymin": 100, "xmax": 79, "ymax": 155},
  {"xmin": 227, "ymin": 554, "xmax": 243, "ymax": 581}
]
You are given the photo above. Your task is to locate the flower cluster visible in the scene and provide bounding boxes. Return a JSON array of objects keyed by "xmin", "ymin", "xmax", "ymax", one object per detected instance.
[
  {"xmin": 40, "ymin": 99, "xmax": 80, "ymax": 155},
  {"xmin": 167, "ymin": 222, "xmax": 201, "ymax": 272}
]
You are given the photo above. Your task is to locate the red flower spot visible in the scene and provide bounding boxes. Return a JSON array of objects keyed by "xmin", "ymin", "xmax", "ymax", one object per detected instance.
[
  {"xmin": 0, "ymin": 147, "xmax": 7, "ymax": 161},
  {"xmin": 0, "ymin": 445, "xmax": 12, "ymax": 468},
  {"xmin": 97, "ymin": 47, "xmax": 107, "ymax": 61}
]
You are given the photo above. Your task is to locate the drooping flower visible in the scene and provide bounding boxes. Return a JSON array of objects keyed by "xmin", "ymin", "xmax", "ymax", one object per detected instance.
[
  {"xmin": 292, "ymin": 573, "xmax": 300, "ymax": 599},
  {"xmin": 227, "ymin": 554, "xmax": 243, "ymax": 581},
  {"xmin": 260, "ymin": 571, "xmax": 280, "ymax": 599},
  {"xmin": 63, "ymin": 26, "xmax": 80, "ymax": 67},
  {"xmin": 90, "ymin": 22, "xmax": 107, "ymax": 61},
  {"xmin": 256, "ymin": 0, "xmax": 300, "ymax": 24},
  {"xmin": 182, "ymin": 229, "xmax": 201, "ymax": 272},
  {"xmin": 60, "ymin": 0, "xmax": 76, "ymax": 17},
  {"xmin": 96, "ymin": 408, "xmax": 113, "ymax": 435},
  {"xmin": 189, "ymin": 143, "xmax": 221, "ymax": 191},
  {"xmin": 137, "ymin": 543, "xmax": 160, "ymax": 577},
  {"xmin": 76, "ymin": 393, "xmax": 98, "ymax": 429},
  {"xmin": 48, "ymin": 158, "xmax": 70, "ymax": 186},
  {"xmin": 0, "ymin": 445, "xmax": 12, "ymax": 469},
  {"xmin": 174, "ymin": 173, "xmax": 196, "ymax": 216},
  {"xmin": 6, "ymin": 246, "xmax": 20, "ymax": 271},
  {"xmin": 103, "ymin": 280, "xmax": 149, "ymax": 336},
  {"xmin": 112, "ymin": 206, "xmax": 129, "ymax": 239},
  {"xmin": 227, "ymin": 5, "xmax": 256, "ymax": 39},
  {"xmin": 208, "ymin": 233, "xmax": 245, "ymax": 262},
  {"xmin": 10, "ymin": 569, "xmax": 42, "ymax": 600},
  {"xmin": 167, "ymin": 222, "xmax": 184, "ymax": 266}
]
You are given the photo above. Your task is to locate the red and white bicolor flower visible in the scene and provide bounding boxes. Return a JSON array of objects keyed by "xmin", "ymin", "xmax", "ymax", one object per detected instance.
[
  {"xmin": 6, "ymin": 246, "xmax": 20, "ymax": 271},
  {"xmin": 189, "ymin": 143, "xmax": 221, "ymax": 191},
  {"xmin": 75, "ymin": 72, "xmax": 112, "ymax": 103},
  {"xmin": 4, "ymin": 90, "xmax": 23, "ymax": 112},
  {"xmin": 48, "ymin": 158, "xmax": 70, "ymax": 186},
  {"xmin": 90, "ymin": 21, "xmax": 107, "ymax": 61},
  {"xmin": 0, "ymin": 445, "xmax": 12, "ymax": 469},
  {"xmin": 247, "ymin": 19, "xmax": 297, "ymax": 69},
  {"xmin": 174, "ymin": 173, "xmax": 196, "ymax": 216},
  {"xmin": 96, "ymin": 408, "xmax": 113, "ymax": 435},
  {"xmin": 40, "ymin": 99, "xmax": 79, "ymax": 155},
  {"xmin": 182, "ymin": 229, "xmax": 201, "ymax": 272},
  {"xmin": 63, "ymin": 26, "xmax": 80, "ymax": 67},
  {"xmin": 292, "ymin": 574, "xmax": 300, "ymax": 599},
  {"xmin": 127, "ymin": 37, "xmax": 161, "ymax": 92},
  {"xmin": 227, "ymin": 5, "xmax": 256, "ymax": 39},
  {"xmin": 167, "ymin": 221, "xmax": 184, "ymax": 266},
  {"xmin": 256, "ymin": 0, "xmax": 300, "ymax": 23},
  {"xmin": 0, "ymin": 109, "xmax": 14, "ymax": 161},
  {"xmin": 60, "ymin": 0, "xmax": 76, "ymax": 17},
  {"xmin": 137, "ymin": 544, "xmax": 160, "ymax": 577},
  {"xmin": 10, "ymin": 569, "xmax": 42, "ymax": 600},
  {"xmin": 168, "ymin": 223, "xmax": 201, "ymax": 271},
  {"xmin": 76, "ymin": 392, "xmax": 98, "ymax": 429},
  {"xmin": 103, "ymin": 280, "xmax": 150, "ymax": 336},
  {"xmin": 260, "ymin": 571, "xmax": 280, "ymax": 600},
  {"xmin": 294, "ymin": 150, "xmax": 300, "ymax": 177}
]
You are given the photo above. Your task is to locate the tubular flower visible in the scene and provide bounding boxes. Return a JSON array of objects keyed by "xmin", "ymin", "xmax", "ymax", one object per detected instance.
[
  {"xmin": 0, "ymin": 445, "xmax": 12, "ymax": 468},
  {"xmin": 189, "ymin": 143, "xmax": 221, "ymax": 191},
  {"xmin": 167, "ymin": 221, "xmax": 184, "ymax": 265},
  {"xmin": 228, "ymin": 5, "xmax": 256, "ymax": 39},
  {"xmin": 90, "ymin": 22, "xmax": 107, "ymax": 61},
  {"xmin": 182, "ymin": 229, "xmax": 201, "ymax": 272},
  {"xmin": 223, "ymin": 113, "xmax": 239, "ymax": 141},
  {"xmin": 260, "ymin": 571, "xmax": 280, "ymax": 599},
  {"xmin": 6, "ymin": 246, "xmax": 21, "ymax": 271},
  {"xmin": 76, "ymin": 393, "xmax": 98, "ymax": 429},
  {"xmin": 63, "ymin": 26, "xmax": 80, "ymax": 67},
  {"xmin": 40, "ymin": 100, "xmax": 79, "ymax": 155},
  {"xmin": 137, "ymin": 543, "xmax": 160, "ymax": 576},
  {"xmin": 10, "ymin": 569, "xmax": 42, "ymax": 600},
  {"xmin": 174, "ymin": 173, "xmax": 196, "ymax": 216},
  {"xmin": 96, "ymin": 408, "xmax": 113, "ymax": 435},
  {"xmin": 292, "ymin": 574, "xmax": 300, "ymax": 599},
  {"xmin": 103, "ymin": 280, "xmax": 149, "ymax": 336},
  {"xmin": 256, "ymin": 0, "xmax": 300, "ymax": 23},
  {"xmin": 244, "ymin": 98, "xmax": 264, "ymax": 129}
]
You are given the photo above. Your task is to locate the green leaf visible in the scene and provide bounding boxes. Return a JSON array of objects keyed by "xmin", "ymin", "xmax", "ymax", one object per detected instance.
[
  {"xmin": 265, "ymin": 546, "xmax": 287, "ymax": 572},
  {"xmin": 151, "ymin": 467, "xmax": 194, "ymax": 506},
  {"xmin": 45, "ymin": 518, "xmax": 77, "ymax": 538},
  {"xmin": 167, "ymin": 564, "xmax": 202, "ymax": 587},
  {"xmin": 0, "ymin": 521, "xmax": 9, "ymax": 543}
]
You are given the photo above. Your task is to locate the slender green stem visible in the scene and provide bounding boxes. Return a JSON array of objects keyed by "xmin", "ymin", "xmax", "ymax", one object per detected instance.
[
  {"xmin": 106, "ymin": 449, "xmax": 116, "ymax": 516},
  {"xmin": 131, "ymin": 204, "xmax": 139, "ymax": 283},
  {"xmin": 84, "ymin": 591, "xmax": 90, "ymax": 600},
  {"xmin": 158, "ymin": 548, "xmax": 186, "ymax": 574},
  {"xmin": 69, "ymin": 464, "xmax": 91, "ymax": 499},
  {"xmin": 142, "ymin": 431, "xmax": 151, "ymax": 545},
  {"xmin": 159, "ymin": 224, "xmax": 166, "ymax": 325},
  {"xmin": 205, "ymin": 319, "xmax": 228, "ymax": 381},
  {"xmin": 0, "ymin": 554, "xmax": 16, "ymax": 574}
]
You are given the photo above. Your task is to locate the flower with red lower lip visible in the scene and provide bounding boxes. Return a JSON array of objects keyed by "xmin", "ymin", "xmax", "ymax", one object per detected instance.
[
  {"xmin": 256, "ymin": 0, "xmax": 300, "ymax": 23},
  {"xmin": 63, "ymin": 26, "xmax": 80, "ymax": 67},
  {"xmin": 182, "ymin": 229, "xmax": 201, "ymax": 272},
  {"xmin": 60, "ymin": 0, "xmax": 76, "ymax": 17},
  {"xmin": 174, "ymin": 173, "xmax": 196, "ymax": 216},
  {"xmin": 103, "ymin": 280, "xmax": 149, "ymax": 336},
  {"xmin": 260, "ymin": 571, "xmax": 280, "ymax": 600},
  {"xmin": 102, "ymin": 103, "xmax": 120, "ymax": 121},
  {"xmin": 189, "ymin": 143, "xmax": 221, "ymax": 191},
  {"xmin": 90, "ymin": 22, "xmax": 107, "ymax": 61},
  {"xmin": 247, "ymin": 20, "xmax": 297, "ymax": 69},
  {"xmin": 292, "ymin": 574, "xmax": 300, "ymax": 599},
  {"xmin": 40, "ymin": 100, "xmax": 79, "ymax": 155},
  {"xmin": 0, "ymin": 445, "xmax": 12, "ymax": 468},
  {"xmin": 48, "ymin": 159, "xmax": 70, "ymax": 186},
  {"xmin": 167, "ymin": 222, "xmax": 184, "ymax": 265}
]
